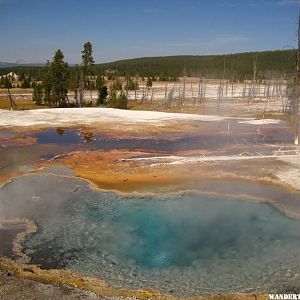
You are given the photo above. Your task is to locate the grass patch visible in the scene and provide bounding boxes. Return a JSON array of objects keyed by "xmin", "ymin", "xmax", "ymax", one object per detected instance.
[
  {"xmin": 0, "ymin": 88, "xmax": 43, "ymax": 110},
  {"xmin": 0, "ymin": 98, "xmax": 43, "ymax": 110}
]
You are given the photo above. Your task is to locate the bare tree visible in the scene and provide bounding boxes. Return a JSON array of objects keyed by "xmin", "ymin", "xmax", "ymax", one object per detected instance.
[
  {"xmin": 217, "ymin": 57, "xmax": 226, "ymax": 115},
  {"xmin": 78, "ymin": 72, "xmax": 85, "ymax": 108},
  {"xmin": 7, "ymin": 86, "xmax": 17, "ymax": 110},
  {"xmin": 295, "ymin": 10, "xmax": 300, "ymax": 145},
  {"xmin": 286, "ymin": 9, "xmax": 300, "ymax": 145}
]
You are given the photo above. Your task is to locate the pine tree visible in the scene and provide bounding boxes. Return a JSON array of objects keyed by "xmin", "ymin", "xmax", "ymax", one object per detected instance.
[
  {"xmin": 81, "ymin": 41, "xmax": 95, "ymax": 102},
  {"xmin": 96, "ymin": 75, "xmax": 105, "ymax": 90},
  {"xmin": 82, "ymin": 42, "xmax": 94, "ymax": 72},
  {"xmin": 20, "ymin": 77, "xmax": 31, "ymax": 88},
  {"xmin": 50, "ymin": 49, "xmax": 70, "ymax": 107},
  {"xmin": 3, "ymin": 76, "xmax": 12, "ymax": 89},
  {"xmin": 107, "ymin": 84, "xmax": 128, "ymax": 109},
  {"xmin": 95, "ymin": 75, "xmax": 107, "ymax": 106},
  {"xmin": 117, "ymin": 91, "xmax": 128, "ymax": 109},
  {"xmin": 146, "ymin": 77, "xmax": 153, "ymax": 88},
  {"xmin": 97, "ymin": 85, "xmax": 108, "ymax": 106},
  {"xmin": 0, "ymin": 76, "xmax": 7, "ymax": 88},
  {"xmin": 43, "ymin": 60, "xmax": 52, "ymax": 106},
  {"xmin": 111, "ymin": 77, "xmax": 123, "ymax": 90},
  {"xmin": 32, "ymin": 83, "xmax": 44, "ymax": 105}
]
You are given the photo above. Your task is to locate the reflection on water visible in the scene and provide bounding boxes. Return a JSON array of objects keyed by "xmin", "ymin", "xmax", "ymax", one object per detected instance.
[
  {"xmin": 0, "ymin": 173, "xmax": 300, "ymax": 295},
  {"xmin": 0, "ymin": 122, "xmax": 295, "ymax": 179},
  {"xmin": 31, "ymin": 125, "xmax": 294, "ymax": 155},
  {"xmin": 34, "ymin": 129, "xmax": 83, "ymax": 145}
]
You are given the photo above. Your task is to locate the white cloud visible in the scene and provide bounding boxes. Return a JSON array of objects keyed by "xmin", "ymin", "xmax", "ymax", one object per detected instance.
[
  {"xmin": 219, "ymin": 0, "xmax": 274, "ymax": 8},
  {"xmin": 279, "ymin": 0, "xmax": 300, "ymax": 5},
  {"xmin": 220, "ymin": 0, "xmax": 300, "ymax": 7}
]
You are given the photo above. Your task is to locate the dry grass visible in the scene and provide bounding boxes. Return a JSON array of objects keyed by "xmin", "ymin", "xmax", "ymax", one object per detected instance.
[
  {"xmin": 0, "ymin": 88, "xmax": 43, "ymax": 110},
  {"xmin": 0, "ymin": 88, "xmax": 33, "ymax": 95},
  {"xmin": 0, "ymin": 98, "xmax": 42, "ymax": 110},
  {"xmin": 127, "ymin": 100, "xmax": 159, "ymax": 111},
  {"xmin": 127, "ymin": 100, "xmax": 204, "ymax": 114}
]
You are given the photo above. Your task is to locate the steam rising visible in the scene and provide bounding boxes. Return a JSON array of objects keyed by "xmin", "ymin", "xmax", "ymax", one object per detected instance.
[{"xmin": 1, "ymin": 172, "xmax": 300, "ymax": 296}]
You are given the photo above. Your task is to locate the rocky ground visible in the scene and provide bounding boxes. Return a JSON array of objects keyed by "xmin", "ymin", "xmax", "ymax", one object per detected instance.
[
  {"xmin": 0, "ymin": 270, "xmax": 126, "ymax": 300},
  {"xmin": 0, "ymin": 270, "xmax": 265, "ymax": 300}
]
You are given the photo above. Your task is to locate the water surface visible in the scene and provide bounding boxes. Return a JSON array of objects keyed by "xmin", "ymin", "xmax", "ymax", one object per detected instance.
[{"xmin": 0, "ymin": 173, "xmax": 300, "ymax": 295}]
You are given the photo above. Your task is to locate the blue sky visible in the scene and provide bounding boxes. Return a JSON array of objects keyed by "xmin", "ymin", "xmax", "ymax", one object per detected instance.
[{"xmin": 0, "ymin": 0, "xmax": 299, "ymax": 63}]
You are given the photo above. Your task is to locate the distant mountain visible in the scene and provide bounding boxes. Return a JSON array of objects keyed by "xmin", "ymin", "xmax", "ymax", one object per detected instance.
[
  {"xmin": 0, "ymin": 62, "xmax": 18, "ymax": 68},
  {"xmin": 0, "ymin": 61, "xmax": 44, "ymax": 68}
]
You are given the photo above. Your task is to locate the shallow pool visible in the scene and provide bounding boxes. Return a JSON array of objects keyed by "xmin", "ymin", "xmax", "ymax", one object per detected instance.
[{"xmin": 0, "ymin": 173, "xmax": 299, "ymax": 295}]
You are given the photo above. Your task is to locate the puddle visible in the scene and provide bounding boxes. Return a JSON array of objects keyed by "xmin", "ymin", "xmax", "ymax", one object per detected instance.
[
  {"xmin": 31, "ymin": 125, "xmax": 294, "ymax": 155},
  {"xmin": 34, "ymin": 129, "xmax": 83, "ymax": 145},
  {"xmin": 0, "ymin": 222, "xmax": 26, "ymax": 258},
  {"xmin": 0, "ymin": 144, "xmax": 76, "ymax": 180},
  {"xmin": 1, "ymin": 173, "xmax": 300, "ymax": 296},
  {"xmin": 0, "ymin": 123, "xmax": 294, "ymax": 183}
]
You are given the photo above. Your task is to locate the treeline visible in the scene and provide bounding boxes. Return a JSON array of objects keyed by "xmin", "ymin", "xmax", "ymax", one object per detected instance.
[
  {"xmin": 0, "ymin": 50, "xmax": 295, "ymax": 81},
  {"xmin": 95, "ymin": 50, "xmax": 295, "ymax": 80},
  {"xmin": 0, "ymin": 66, "xmax": 41, "ymax": 78},
  {"xmin": 29, "ymin": 42, "xmax": 128, "ymax": 109}
]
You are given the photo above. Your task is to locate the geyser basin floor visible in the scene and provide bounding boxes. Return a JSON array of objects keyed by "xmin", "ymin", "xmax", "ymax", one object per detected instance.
[
  {"xmin": 1, "ymin": 119, "xmax": 298, "ymax": 196},
  {"xmin": 0, "ymin": 173, "xmax": 300, "ymax": 296}
]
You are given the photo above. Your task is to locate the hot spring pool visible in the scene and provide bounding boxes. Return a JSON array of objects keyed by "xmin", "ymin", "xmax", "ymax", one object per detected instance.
[{"xmin": 0, "ymin": 173, "xmax": 300, "ymax": 295}]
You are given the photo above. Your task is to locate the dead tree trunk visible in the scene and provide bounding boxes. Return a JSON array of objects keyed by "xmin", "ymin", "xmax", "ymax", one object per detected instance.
[
  {"xmin": 89, "ymin": 81, "xmax": 93, "ymax": 102},
  {"xmin": 295, "ymin": 10, "xmax": 300, "ymax": 145},
  {"xmin": 181, "ymin": 76, "xmax": 186, "ymax": 111},
  {"xmin": 78, "ymin": 75, "xmax": 84, "ymax": 108},
  {"xmin": 287, "ymin": 10, "xmax": 300, "ymax": 145},
  {"xmin": 196, "ymin": 78, "xmax": 201, "ymax": 106},
  {"xmin": 7, "ymin": 87, "xmax": 17, "ymax": 110},
  {"xmin": 217, "ymin": 57, "xmax": 226, "ymax": 115}
]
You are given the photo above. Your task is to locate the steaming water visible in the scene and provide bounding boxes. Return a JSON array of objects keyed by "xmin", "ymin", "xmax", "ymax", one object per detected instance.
[{"xmin": 1, "ymin": 173, "xmax": 300, "ymax": 295}]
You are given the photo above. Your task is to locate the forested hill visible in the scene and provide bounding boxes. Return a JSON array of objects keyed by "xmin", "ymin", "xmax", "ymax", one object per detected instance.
[
  {"xmin": 0, "ymin": 50, "xmax": 295, "ymax": 80},
  {"xmin": 94, "ymin": 50, "xmax": 294, "ymax": 79}
]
